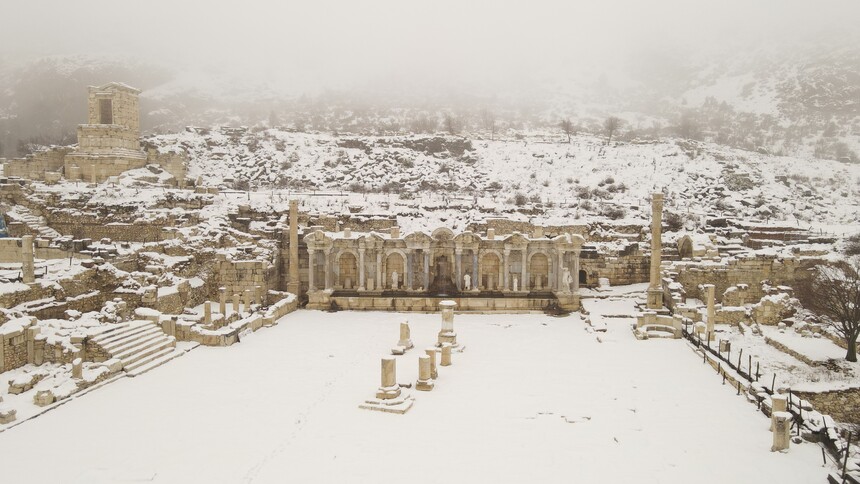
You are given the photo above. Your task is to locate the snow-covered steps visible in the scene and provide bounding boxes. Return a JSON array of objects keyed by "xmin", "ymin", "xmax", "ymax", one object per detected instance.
[
  {"xmin": 6, "ymin": 206, "xmax": 62, "ymax": 239},
  {"xmin": 88, "ymin": 320, "xmax": 179, "ymax": 375}
]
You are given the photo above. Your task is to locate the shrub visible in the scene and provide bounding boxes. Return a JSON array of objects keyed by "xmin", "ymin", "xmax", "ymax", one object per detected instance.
[
  {"xmin": 514, "ymin": 192, "xmax": 528, "ymax": 206},
  {"xmin": 845, "ymin": 233, "xmax": 860, "ymax": 256},
  {"xmin": 664, "ymin": 212, "xmax": 684, "ymax": 232},
  {"xmin": 601, "ymin": 206, "xmax": 626, "ymax": 220}
]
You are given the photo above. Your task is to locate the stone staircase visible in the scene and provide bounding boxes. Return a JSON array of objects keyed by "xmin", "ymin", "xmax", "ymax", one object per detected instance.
[
  {"xmin": 7, "ymin": 206, "xmax": 61, "ymax": 239},
  {"xmin": 90, "ymin": 321, "xmax": 182, "ymax": 377}
]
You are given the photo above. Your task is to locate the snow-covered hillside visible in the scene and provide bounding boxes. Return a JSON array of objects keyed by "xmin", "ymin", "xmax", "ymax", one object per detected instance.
[{"xmin": 146, "ymin": 128, "xmax": 860, "ymax": 232}]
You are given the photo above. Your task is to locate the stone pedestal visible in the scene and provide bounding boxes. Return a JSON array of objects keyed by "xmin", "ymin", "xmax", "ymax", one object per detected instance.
[
  {"xmin": 72, "ymin": 358, "xmax": 83, "ymax": 379},
  {"xmin": 425, "ymin": 348, "xmax": 438, "ymax": 379},
  {"xmin": 771, "ymin": 411, "xmax": 792, "ymax": 452},
  {"xmin": 204, "ymin": 301, "xmax": 212, "ymax": 324},
  {"xmin": 441, "ymin": 343, "xmax": 452, "ymax": 366},
  {"xmin": 375, "ymin": 357, "xmax": 401, "ymax": 400},
  {"xmin": 437, "ymin": 300, "xmax": 458, "ymax": 347},
  {"xmin": 360, "ymin": 357, "xmax": 413, "ymax": 414},
  {"xmin": 416, "ymin": 355, "xmax": 434, "ymax": 391},
  {"xmin": 398, "ymin": 322, "xmax": 413, "ymax": 349},
  {"xmin": 232, "ymin": 294, "xmax": 241, "ymax": 315},
  {"xmin": 34, "ymin": 389, "xmax": 55, "ymax": 407},
  {"xmin": 771, "ymin": 394, "xmax": 787, "ymax": 431}
]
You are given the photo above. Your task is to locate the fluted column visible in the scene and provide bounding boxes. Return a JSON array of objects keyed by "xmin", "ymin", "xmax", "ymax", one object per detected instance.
[
  {"xmin": 358, "ymin": 248, "xmax": 366, "ymax": 290},
  {"xmin": 557, "ymin": 249, "xmax": 566, "ymax": 293},
  {"xmin": 325, "ymin": 249, "xmax": 334, "ymax": 290},
  {"xmin": 503, "ymin": 249, "xmax": 510, "ymax": 290},
  {"xmin": 308, "ymin": 248, "xmax": 316, "ymax": 291},
  {"xmin": 471, "ymin": 251, "xmax": 478, "ymax": 290},
  {"xmin": 423, "ymin": 251, "xmax": 430, "ymax": 290},
  {"xmin": 572, "ymin": 249, "xmax": 581, "ymax": 293},
  {"xmin": 476, "ymin": 252, "xmax": 483, "ymax": 290},
  {"xmin": 455, "ymin": 249, "xmax": 462, "ymax": 290},
  {"xmin": 523, "ymin": 251, "xmax": 530, "ymax": 291},
  {"xmin": 406, "ymin": 251, "xmax": 414, "ymax": 291},
  {"xmin": 650, "ymin": 193, "xmax": 664, "ymax": 289},
  {"xmin": 377, "ymin": 251, "xmax": 383, "ymax": 290},
  {"xmin": 520, "ymin": 249, "xmax": 527, "ymax": 292}
]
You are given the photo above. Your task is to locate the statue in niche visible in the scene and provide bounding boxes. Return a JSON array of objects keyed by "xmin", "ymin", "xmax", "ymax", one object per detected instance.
[
  {"xmin": 391, "ymin": 270, "xmax": 399, "ymax": 289},
  {"xmin": 513, "ymin": 276, "xmax": 519, "ymax": 292},
  {"xmin": 563, "ymin": 268, "xmax": 573, "ymax": 292},
  {"xmin": 463, "ymin": 273, "xmax": 471, "ymax": 291}
]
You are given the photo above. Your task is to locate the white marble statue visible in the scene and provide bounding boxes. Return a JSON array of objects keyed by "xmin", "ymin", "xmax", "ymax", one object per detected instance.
[
  {"xmin": 563, "ymin": 268, "xmax": 573, "ymax": 292},
  {"xmin": 513, "ymin": 275, "xmax": 519, "ymax": 292},
  {"xmin": 463, "ymin": 273, "xmax": 471, "ymax": 291},
  {"xmin": 391, "ymin": 270, "xmax": 399, "ymax": 289}
]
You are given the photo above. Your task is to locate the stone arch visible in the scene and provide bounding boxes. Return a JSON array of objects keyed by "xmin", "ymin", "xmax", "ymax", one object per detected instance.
[
  {"xmin": 481, "ymin": 252, "xmax": 501, "ymax": 290},
  {"xmin": 529, "ymin": 252, "xmax": 550, "ymax": 290},
  {"xmin": 337, "ymin": 252, "xmax": 358, "ymax": 289},
  {"xmin": 385, "ymin": 251, "xmax": 406, "ymax": 289},
  {"xmin": 431, "ymin": 227, "xmax": 455, "ymax": 241},
  {"xmin": 579, "ymin": 269, "xmax": 588, "ymax": 285},
  {"xmin": 678, "ymin": 235, "xmax": 693, "ymax": 259}
]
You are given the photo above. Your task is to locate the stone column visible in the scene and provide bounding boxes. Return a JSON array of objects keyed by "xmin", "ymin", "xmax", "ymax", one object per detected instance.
[
  {"xmin": 204, "ymin": 301, "xmax": 212, "ymax": 324},
  {"xmin": 423, "ymin": 250, "xmax": 430, "ymax": 290},
  {"xmin": 398, "ymin": 322, "xmax": 413, "ymax": 349},
  {"xmin": 425, "ymin": 348, "xmax": 438, "ymax": 379},
  {"xmin": 503, "ymin": 249, "xmax": 510, "ymax": 291},
  {"xmin": 72, "ymin": 358, "xmax": 83, "ymax": 379},
  {"xmin": 705, "ymin": 284, "xmax": 716, "ymax": 338},
  {"xmin": 287, "ymin": 200, "xmax": 300, "ymax": 294},
  {"xmin": 232, "ymin": 293, "xmax": 241, "ymax": 315},
  {"xmin": 455, "ymin": 249, "xmax": 463, "ymax": 290},
  {"xmin": 771, "ymin": 411, "xmax": 791, "ymax": 452},
  {"xmin": 472, "ymin": 251, "xmax": 479, "ymax": 291},
  {"xmin": 324, "ymin": 249, "xmax": 333, "ymax": 290},
  {"xmin": 556, "ymin": 249, "xmax": 566, "ymax": 293},
  {"xmin": 219, "ymin": 287, "xmax": 227, "ymax": 315},
  {"xmin": 437, "ymin": 300, "xmax": 458, "ymax": 347},
  {"xmin": 376, "ymin": 251, "xmax": 382, "ymax": 291},
  {"xmin": 572, "ymin": 249, "xmax": 581, "ymax": 293},
  {"xmin": 90, "ymin": 164, "xmax": 97, "ymax": 184},
  {"xmin": 416, "ymin": 355, "xmax": 434, "ymax": 391},
  {"xmin": 647, "ymin": 193, "xmax": 664, "ymax": 309},
  {"xmin": 307, "ymin": 249, "xmax": 316, "ymax": 291},
  {"xmin": 524, "ymin": 251, "xmax": 530, "ymax": 291},
  {"xmin": 376, "ymin": 357, "xmax": 401, "ymax": 400},
  {"xmin": 255, "ymin": 285, "xmax": 264, "ymax": 305},
  {"xmin": 476, "ymin": 253, "xmax": 483, "ymax": 290},
  {"xmin": 21, "ymin": 235, "xmax": 35, "ymax": 284},
  {"xmin": 358, "ymin": 248, "xmax": 366, "ymax": 290},
  {"xmin": 521, "ymin": 250, "xmax": 528, "ymax": 292},
  {"xmin": 441, "ymin": 343, "xmax": 452, "ymax": 366},
  {"xmin": 406, "ymin": 251, "xmax": 414, "ymax": 291},
  {"xmin": 771, "ymin": 394, "xmax": 787, "ymax": 431},
  {"xmin": 244, "ymin": 289, "xmax": 252, "ymax": 312}
]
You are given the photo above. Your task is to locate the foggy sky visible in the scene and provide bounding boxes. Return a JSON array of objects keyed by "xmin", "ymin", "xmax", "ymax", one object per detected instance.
[{"xmin": 1, "ymin": 0, "xmax": 858, "ymax": 95}]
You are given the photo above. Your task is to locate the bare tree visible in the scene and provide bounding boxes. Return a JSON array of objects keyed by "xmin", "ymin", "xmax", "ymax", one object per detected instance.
[
  {"xmin": 676, "ymin": 111, "xmax": 701, "ymax": 140},
  {"xmin": 411, "ymin": 114, "xmax": 435, "ymax": 134},
  {"xmin": 481, "ymin": 109, "xmax": 497, "ymax": 141},
  {"xmin": 442, "ymin": 114, "xmax": 461, "ymax": 135},
  {"xmin": 603, "ymin": 116, "xmax": 622, "ymax": 144},
  {"xmin": 797, "ymin": 258, "xmax": 860, "ymax": 362},
  {"xmin": 559, "ymin": 118, "xmax": 574, "ymax": 143}
]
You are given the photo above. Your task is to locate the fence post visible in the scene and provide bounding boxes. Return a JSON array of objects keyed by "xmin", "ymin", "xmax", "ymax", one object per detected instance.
[{"xmin": 843, "ymin": 432, "xmax": 853, "ymax": 481}]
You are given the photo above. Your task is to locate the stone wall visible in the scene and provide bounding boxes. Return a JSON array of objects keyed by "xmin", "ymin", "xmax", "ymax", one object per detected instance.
[
  {"xmin": 2, "ymin": 147, "xmax": 72, "ymax": 181},
  {"xmin": 216, "ymin": 256, "xmax": 279, "ymax": 301},
  {"xmin": 675, "ymin": 255, "xmax": 817, "ymax": 303},
  {"xmin": 794, "ymin": 387, "xmax": 860, "ymax": 425}
]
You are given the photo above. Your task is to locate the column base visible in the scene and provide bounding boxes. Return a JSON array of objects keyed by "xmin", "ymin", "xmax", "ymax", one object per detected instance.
[
  {"xmin": 416, "ymin": 379, "xmax": 435, "ymax": 391},
  {"xmin": 646, "ymin": 287, "xmax": 664, "ymax": 310},
  {"xmin": 437, "ymin": 331, "xmax": 458, "ymax": 347},
  {"xmin": 375, "ymin": 384, "xmax": 402, "ymax": 400}
]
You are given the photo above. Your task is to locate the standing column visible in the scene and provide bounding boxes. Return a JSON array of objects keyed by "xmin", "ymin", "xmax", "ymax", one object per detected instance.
[
  {"xmin": 287, "ymin": 200, "xmax": 300, "ymax": 294},
  {"xmin": 521, "ymin": 249, "xmax": 528, "ymax": 292},
  {"xmin": 522, "ymin": 249, "xmax": 532, "ymax": 292},
  {"xmin": 572, "ymin": 250, "xmax": 581, "ymax": 293},
  {"xmin": 406, "ymin": 251, "xmax": 414, "ymax": 291},
  {"xmin": 556, "ymin": 249, "xmax": 566, "ymax": 292},
  {"xmin": 307, "ymin": 249, "xmax": 316, "ymax": 291},
  {"xmin": 647, "ymin": 193, "xmax": 665, "ymax": 309},
  {"xmin": 475, "ymin": 252, "xmax": 483, "ymax": 290},
  {"xmin": 376, "ymin": 251, "xmax": 383, "ymax": 291},
  {"xmin": 503, "ymin": 249, "xmax": 510, "ymax": 291},
  {"xmin": 705, "ymin": 284, "xmax": 716, "ymax": 339},
  {"xmin": 219, "ymin": 287, "xmax": 227, "ymax": 315},
  {"xmin": 358, "ymin": 248, "xmax": 366, "ymax": 290},
  {"xmin": 423, "ymin": 251, "xmax": 430, "ymax": 290},
  {"xmin": 324, "ymin": 249, "xmax": 333, "ymax": 290},
  {"xmin": 455, "ymin": 249, "xmax": 462, "ymax": 290},
  {"xmin": 21, "ymin": 235, "xmax": 35, "ymax": 284}
]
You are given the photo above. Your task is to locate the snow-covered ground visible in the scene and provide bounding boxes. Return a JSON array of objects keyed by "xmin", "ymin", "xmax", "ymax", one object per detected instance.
[{"xmin": 0, "ymin": 307, "xmax": 832, "ymax": 483}]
